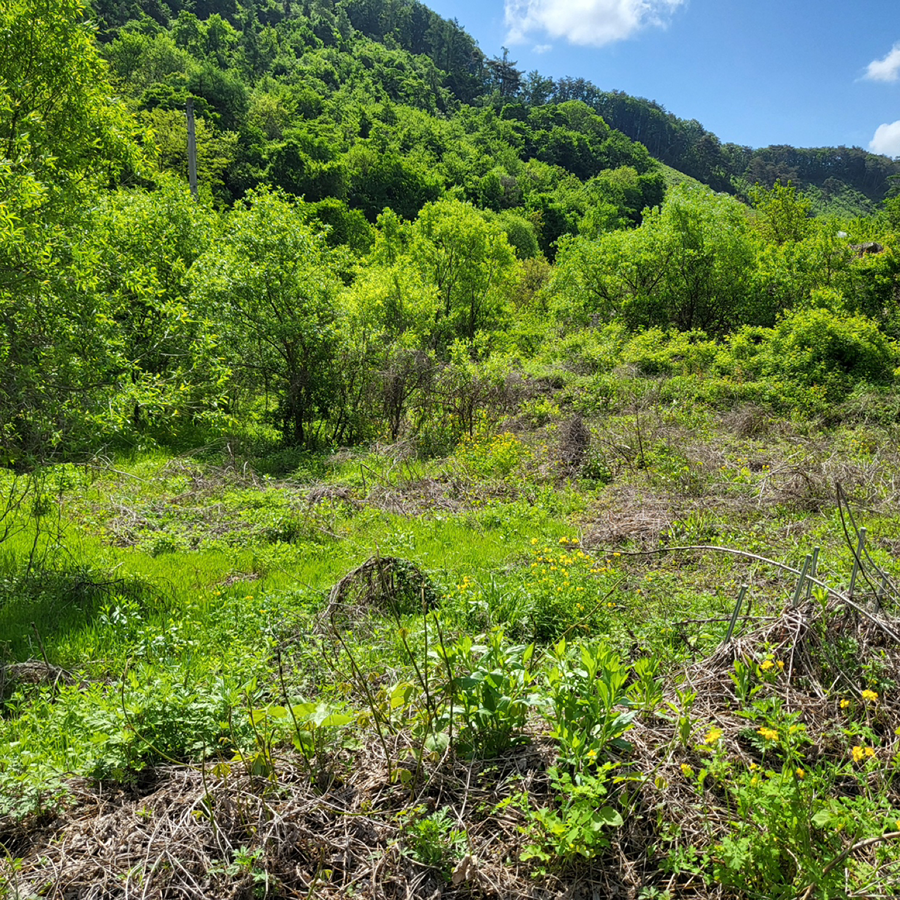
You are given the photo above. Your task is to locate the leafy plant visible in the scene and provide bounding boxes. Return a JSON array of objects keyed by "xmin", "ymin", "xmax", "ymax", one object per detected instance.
[
  {"xmin": 441, "ymin": 630, "xmax": 539, "ymax": 758},
  {"xmin": 543, "ymin": 640, "xmax": 637, "ymax": 772},
  {"xmin": 402, "ymin": 807, "xmax": 468, "ymax": 875},
  {"xmin": 522, "ymin": 765, "xmax": 623, "ymax": 867}
]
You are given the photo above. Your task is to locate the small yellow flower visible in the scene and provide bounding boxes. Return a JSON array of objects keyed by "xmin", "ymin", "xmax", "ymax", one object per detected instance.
[
  {"xmin": 531, "ymin": 537, "xmax": 538, "ymax": 545},
  {"xmin": 795, "ymin": 768, "xmax": 805, "ymax": 779},
  {"xmin": 758, "ymin": 727, "xmax": 778, "ymax": 742},
  {"xmin": 760, "ymin": 659, "xmax": 774, "ymax": 672},
  {"xmin": 586, "ymin": 748, "xmax": 598, "ymax": 760},
  {"xmin": 865, "ymin": 747, "xmax": 876, "ymax": 759},
  {"xmin": 862, "ymin": 689, "xmax": 879, "ymax": 703},
  {"xmin": 777, "ymin": 660, "xmax": 785, "ymax": 670},
  {"xmin": 852, "ymin": 745, "xmax": 866, "ymax": 763},
  {"xmin": 840, "ymin": 699, "xmax": 850, "ymax": 709},
  {"xmin": 681, "ymin": 764, "xmax": 694, "ymax": 777},
  {"xmin": 704, "ymin": 727, "xmax": 723, "ymax": 745}
]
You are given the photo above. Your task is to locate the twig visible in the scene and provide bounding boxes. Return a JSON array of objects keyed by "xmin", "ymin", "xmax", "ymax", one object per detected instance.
[
  {"xmin": 592, "ymin": 544, "xmax": 900, "ymax": 642},
  {"xmin": 797, "ymin": 832, "xmax": 900, "ymax": 900}
]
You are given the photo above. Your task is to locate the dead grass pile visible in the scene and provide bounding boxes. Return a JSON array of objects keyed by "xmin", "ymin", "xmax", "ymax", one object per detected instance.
[
  {"xmin": 582, "ymin": 485, "xmax": 678, "ymax": 547},
  {"xmin": 558, "ymin": 415, "xmax": 591, "ymax": 474},
  {"xmin": 754, "ymin": 454, "xmax": 886, "ymax": 512},
  {"xmin": 364, "ymin": 478, "xmax": 464, "ymax": 517},
  {"xmin": 318, "ymin": 557, "xmax": 439, "ymax": 633},
  {"xmin": 5, "ymin": 739, "xmax": 622, "ymax": 900}
]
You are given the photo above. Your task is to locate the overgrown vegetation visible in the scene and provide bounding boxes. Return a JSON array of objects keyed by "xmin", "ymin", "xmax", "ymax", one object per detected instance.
[{"xmin": 4, "ymin": 0, "xmax": 900, "ymax": 897}]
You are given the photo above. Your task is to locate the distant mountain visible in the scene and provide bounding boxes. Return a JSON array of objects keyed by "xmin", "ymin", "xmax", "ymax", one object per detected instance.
[
  {"xmin": 89, "ymin": 0, "xmax": 900, "ymax": 219},
  {"xmin": 334, "ymin": 0, "xmax": 900, "ymax": 215}
]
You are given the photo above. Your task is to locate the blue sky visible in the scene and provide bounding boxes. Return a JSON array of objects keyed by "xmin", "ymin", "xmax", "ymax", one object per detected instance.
[{"xmin": 423, "ymin": 0, "xmax": 900, "ymax": 156}]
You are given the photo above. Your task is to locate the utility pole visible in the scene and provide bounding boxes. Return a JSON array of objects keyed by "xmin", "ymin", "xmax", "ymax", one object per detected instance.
[{"xmin": 186, "ymin": 98, "xmax": 199, "ymax": 201}]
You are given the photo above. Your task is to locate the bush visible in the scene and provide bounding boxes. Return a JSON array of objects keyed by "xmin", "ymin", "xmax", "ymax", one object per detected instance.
[{"xmin": 726, "ymin": 309, "xmax": 897, "ymax": 402}]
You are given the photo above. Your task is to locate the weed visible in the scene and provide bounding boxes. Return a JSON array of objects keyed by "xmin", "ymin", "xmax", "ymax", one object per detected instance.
[
  {"xmin": 521, "ymin": 765, "xmax": 623, "ymax": 868},
  {"xmin": 543, "ymin": 640, "xmax": 637, "ymax": 772},
  {"xmin": 401, "ymin": 807, "xmax": 467, "ymax": 875}
]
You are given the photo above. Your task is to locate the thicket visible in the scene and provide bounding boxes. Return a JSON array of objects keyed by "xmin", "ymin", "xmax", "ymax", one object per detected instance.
[{"xmin": 3, "ymin": 0, "xmax": 900, "ymax": 465}]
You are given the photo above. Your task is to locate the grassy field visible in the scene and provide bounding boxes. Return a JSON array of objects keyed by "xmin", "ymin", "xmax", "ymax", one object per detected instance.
[{"xmin": 3, "ymin": 356, "xmax": 900, "ymax": 899}]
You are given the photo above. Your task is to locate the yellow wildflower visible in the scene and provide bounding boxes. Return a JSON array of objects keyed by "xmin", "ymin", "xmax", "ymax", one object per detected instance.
[
  {"xmin": 852, "ymin": 746, "xmax": 866, "ymax": 763},
  {"xmin": 862, "ymin": 689, "xmax": 879, "ymax": 703},
  {"xmin": 757, "ymin": 727, "xmax": 778, "ymax": 742},
  {"xmin": 795, "ymin": 768, "xmax": 805, "ymax": 779},
  {"xmin": 760, "ymin": 659, "xmax": 774, "ymax": 672},
  {"xmin": 681, "ymin": 764, "xmax": 694, "ymax": 777},
  {"xmin": 840, "ymin": 699, "xmax": 850, "ymax": 709},
  {"xmin": 704, "ymin": 728, "xmax": 723, "ymax": 745}
]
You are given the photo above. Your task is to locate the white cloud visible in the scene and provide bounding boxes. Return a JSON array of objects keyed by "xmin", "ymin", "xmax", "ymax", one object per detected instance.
[
  {"xmin": 533, "ymin": 43, "xmax": 553, "ymax": 53},
  {"xmin": 865, "ymin": 43, "xmax": 900, "ymax": 82},
  {"xmin": 870, "ymin": 121, "xmax": 900, "ymax": 157},
  {"xmin": 505, "ymin": 0, "xmax": 684, "ymax": 47}
]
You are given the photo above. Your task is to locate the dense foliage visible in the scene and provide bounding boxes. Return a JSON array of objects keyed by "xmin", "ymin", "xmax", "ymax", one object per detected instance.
[{"xmin": 0, "ymin": 0, "xmax": 897, "ymax": 465}]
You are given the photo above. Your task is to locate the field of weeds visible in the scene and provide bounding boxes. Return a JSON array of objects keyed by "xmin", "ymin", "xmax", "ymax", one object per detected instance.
[{"xmin": 3, "ymin": 374, "xmax": 900, "ymax": 900}]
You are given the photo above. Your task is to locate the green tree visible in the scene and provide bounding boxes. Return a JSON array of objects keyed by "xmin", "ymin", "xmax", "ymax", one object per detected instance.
[
  {"xmin": 749, "ymin": 181, "xmax": 812, "ymax": 244},
  {"xmin": 1, "ymin": 0, "xmax": 137, "ymax": 208},
  {"xmin": 0, "ymin": 0, "xmax": 140, "ymax": 463},
  {"xmin": 552, "ymin": 186, "xmax": 755, "ymax": 334},
  {"xmin": 77, "ymin": 179, "xmax": 225, "ymax": 435},
  {"xmin": 192, "ymin": 190, "xmax": 340, "ymax": 445},
  {"xmin": 410, "ymin": 199, "xmax": 516, "ymax": 348}
]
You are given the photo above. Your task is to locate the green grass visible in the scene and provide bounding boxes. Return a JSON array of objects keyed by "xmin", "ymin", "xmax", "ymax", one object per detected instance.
[{"xmin": 3, "ymin": 359, "xmax": 900, "ymax": 897}]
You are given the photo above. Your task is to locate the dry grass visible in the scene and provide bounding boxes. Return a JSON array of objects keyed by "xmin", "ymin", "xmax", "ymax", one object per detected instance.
[{"xmin": 6, "ymin": 582, "xmax": 900, "ymax": 899}]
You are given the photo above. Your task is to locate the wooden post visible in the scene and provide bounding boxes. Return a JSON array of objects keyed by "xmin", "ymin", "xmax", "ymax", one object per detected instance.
[{"xmin": 186, "ymin": 98, "xmax": 198, "ymax": 200}]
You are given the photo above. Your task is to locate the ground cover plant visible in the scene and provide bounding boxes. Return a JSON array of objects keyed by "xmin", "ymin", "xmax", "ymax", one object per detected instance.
[{"xmin": 4, "ymin": 352, "xmax": 900, "ymax": 898}]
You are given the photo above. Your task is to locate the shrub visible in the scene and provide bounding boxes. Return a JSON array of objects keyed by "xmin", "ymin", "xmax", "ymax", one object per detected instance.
[{"xmin": 725, "ymin": 309, "xmax": 897, "ymax": 402}]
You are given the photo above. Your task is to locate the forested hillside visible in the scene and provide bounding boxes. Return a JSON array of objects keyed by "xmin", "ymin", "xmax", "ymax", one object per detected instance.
[
  {"xmin": 3, "ymin": 0, "xmax": 900, "ymax": 464},
  {"xmin": 91, "ymin": 0, "xmax": 900, "ymax": 214},
  {"xmin": 5, "ymin": 1, "xmax": 900, "ymax": 898}
]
